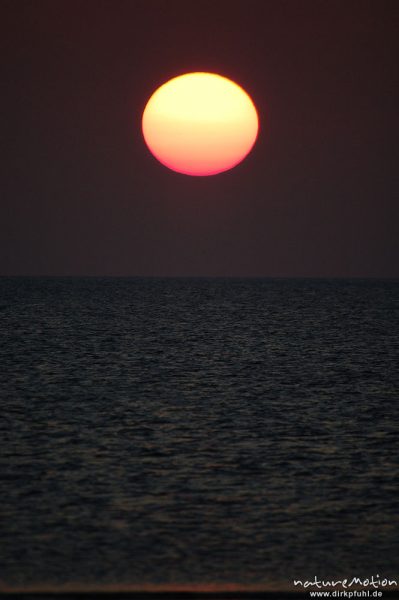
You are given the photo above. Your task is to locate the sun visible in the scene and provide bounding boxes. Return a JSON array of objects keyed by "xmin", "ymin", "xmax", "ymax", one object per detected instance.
[{"xmin": 142, "ymin": 72, "xmax": 259, "ymax": 176}]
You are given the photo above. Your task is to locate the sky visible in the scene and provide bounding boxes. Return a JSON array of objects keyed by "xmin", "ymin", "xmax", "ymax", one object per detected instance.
[{"xmin": 1, "ymin": 0, "xmax": 398, "ymax": 277}]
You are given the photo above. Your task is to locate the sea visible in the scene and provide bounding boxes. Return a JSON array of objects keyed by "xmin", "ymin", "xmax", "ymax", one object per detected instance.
[{"xmin": 1, "ymin": 277, "xmax": 398, "ymax": 592}]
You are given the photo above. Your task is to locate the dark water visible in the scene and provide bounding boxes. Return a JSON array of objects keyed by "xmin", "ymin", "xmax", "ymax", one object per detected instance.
[{"xmin": 1, "ymin": 277, "xmax": 399, "ymax": 590}]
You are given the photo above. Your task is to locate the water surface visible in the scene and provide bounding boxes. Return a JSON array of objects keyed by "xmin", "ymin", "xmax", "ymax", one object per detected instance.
[{"xmin": 1, "ymin": 278, "xmax": 398, "ymax": 589}]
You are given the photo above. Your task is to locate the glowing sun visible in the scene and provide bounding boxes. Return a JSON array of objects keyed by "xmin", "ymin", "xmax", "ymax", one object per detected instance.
[{"xmin": 142, "ymin": 72, "xmax": 259, "ymax": 176}]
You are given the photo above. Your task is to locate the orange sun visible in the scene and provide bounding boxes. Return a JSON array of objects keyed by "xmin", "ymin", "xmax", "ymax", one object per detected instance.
[{"xmin": 142, "ymin": 72, "xmax": 259, "ymax": 176}]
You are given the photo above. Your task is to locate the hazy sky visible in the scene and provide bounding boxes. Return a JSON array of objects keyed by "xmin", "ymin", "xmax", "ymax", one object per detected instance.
[{"xmin": 1, "ymin": 0, "xmax": 398, "ymax": 276}]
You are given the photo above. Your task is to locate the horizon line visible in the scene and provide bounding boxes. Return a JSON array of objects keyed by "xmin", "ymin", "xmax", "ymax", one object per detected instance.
[{"xmin": 1, "ymin": 275, "xmax": 398, "ymax": 280}]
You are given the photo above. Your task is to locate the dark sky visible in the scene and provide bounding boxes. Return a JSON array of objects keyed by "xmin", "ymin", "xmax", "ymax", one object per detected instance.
[{"xmin": 1, "ymin": 0, "xmax": 398, "ymax": 277}]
